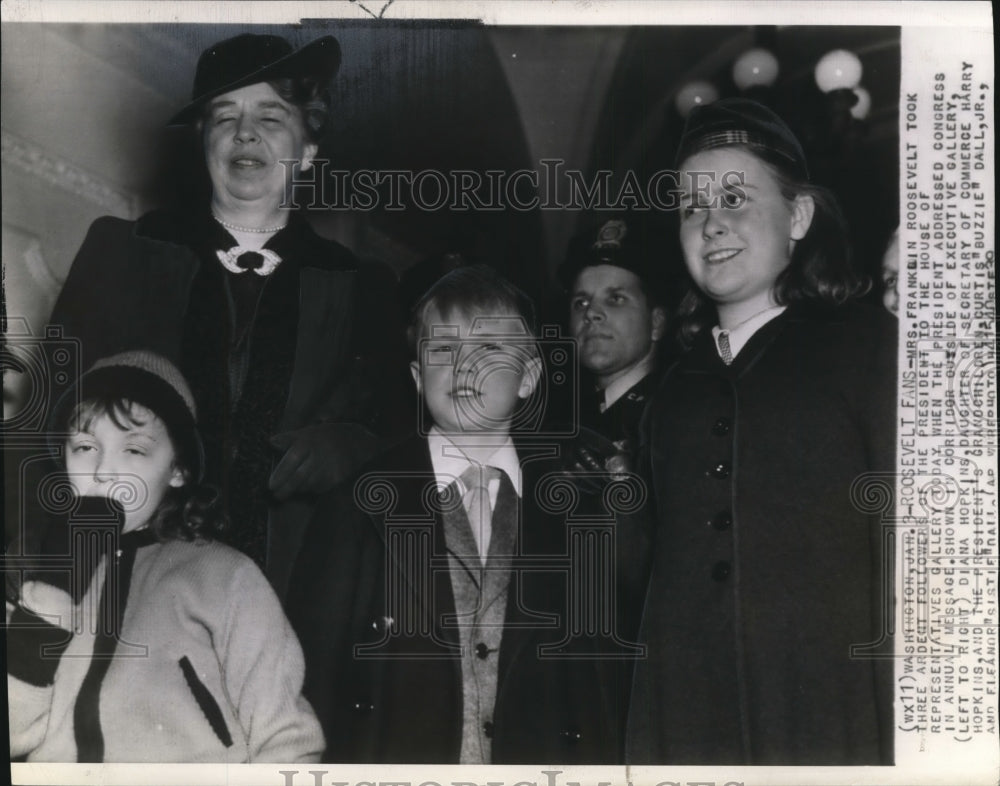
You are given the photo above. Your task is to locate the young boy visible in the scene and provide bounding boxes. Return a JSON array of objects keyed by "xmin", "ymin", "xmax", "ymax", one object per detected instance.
[{"xmin": 289, "ymin": 265, "xmax": 618, "ymax": 764}]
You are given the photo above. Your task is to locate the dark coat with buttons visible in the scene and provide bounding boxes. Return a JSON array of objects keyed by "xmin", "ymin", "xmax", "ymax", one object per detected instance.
[
  {"xmin": 287, "ymin": 434, "xmax": 622, "ymax": 763},
  {"xmin": 627, "ymin": 302, "xmax": 896, "ymax": 766},
  {"xmin": 46, "ymin": 210, "xmax": 408, "ymax": 600}
]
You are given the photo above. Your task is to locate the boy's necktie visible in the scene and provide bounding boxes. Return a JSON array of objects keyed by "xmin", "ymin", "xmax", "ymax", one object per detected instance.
[
  {"xmin": 718, "ymin": 331, "xmax": 734, "ymax": 365},
  {"xmin": 460, "ymin": 465, "xmax": 501, "ymax": 565}
]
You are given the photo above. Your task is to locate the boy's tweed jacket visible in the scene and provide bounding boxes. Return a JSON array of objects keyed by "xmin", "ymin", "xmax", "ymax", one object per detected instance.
[{"xmin": 288, "ymin": 434, "xmax": 626, "ymax": 763}]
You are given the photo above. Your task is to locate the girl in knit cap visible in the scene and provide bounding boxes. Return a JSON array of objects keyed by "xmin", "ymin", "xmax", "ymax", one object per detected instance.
[
  {"xmin": 7, "ymin": 350, "xmax": 323, "ymax": 763},
  {"xmin": 628, "ymin": 99, "xmax": 895, "ymax": 766}
]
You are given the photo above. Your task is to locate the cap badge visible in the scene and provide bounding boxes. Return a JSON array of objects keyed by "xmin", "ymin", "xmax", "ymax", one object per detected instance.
[{"xmin": 593, "ymin": 219, "xmax": 627, "ymax": 250}]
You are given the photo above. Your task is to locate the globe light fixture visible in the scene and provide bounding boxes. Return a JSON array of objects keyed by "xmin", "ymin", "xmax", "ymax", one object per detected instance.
[
  {"xmin": 814, "ymin": 49, "xmax": 863, "ymax": 93},
  {"xmin": 732, "ymin": 48, "xmax": 779, "ymax": 90},
  {"xmin": 850, "ymin": 86, "xmax": 872, "ymax": 119},
  {"xmin": 675, "ymin": 81, "xmax": 719, "ymax": 117}
]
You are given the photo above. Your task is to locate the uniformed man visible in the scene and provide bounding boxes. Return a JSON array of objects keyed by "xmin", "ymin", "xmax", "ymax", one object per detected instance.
[
  {"xmin": 557, "ymin": 217, "xmax": 672, "ymax": 680},
  {"xmin": 561, "ymin": 218, "xmax": 669, "ymax": 456}
]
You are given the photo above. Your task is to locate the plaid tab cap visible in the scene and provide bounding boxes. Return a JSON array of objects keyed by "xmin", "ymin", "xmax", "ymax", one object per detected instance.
[{"xmin": 675, "ymin": 98, "xmax": 809, "ymax": 180}]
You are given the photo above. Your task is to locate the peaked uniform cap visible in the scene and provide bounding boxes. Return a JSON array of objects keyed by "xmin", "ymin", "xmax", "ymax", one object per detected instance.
[{"xmin": 558, "ymin": 218, "xmax": 669, "ymax": 305}]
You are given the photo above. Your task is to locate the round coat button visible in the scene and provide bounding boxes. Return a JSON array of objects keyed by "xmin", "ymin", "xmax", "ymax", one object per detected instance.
[
  {"xmin": 707, "ymin": 461, "xmax": 731, "ymax": 479},
  {"xmin": 711, "ymin": 561, "xmax": 731, "ymax": 581},
  {"xmin": 483, "ymin": 721, "xmax": 494, "ymax": 738},
  {"xmin": 710, "ymin": 511, "xmax": 733, "ymax": 531},
  {"xmin": 475, "ymin": 642, "xmax": 490, "ymax": 659},
  {"xmin": 711, "ymin": 417, "xmax": 732, "ymax": 436}
]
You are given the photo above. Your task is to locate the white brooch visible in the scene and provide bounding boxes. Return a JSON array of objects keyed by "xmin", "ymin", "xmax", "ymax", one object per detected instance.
[{"xmin": 216, "ymin": 247, "xmax": 283, "ymax": 276}]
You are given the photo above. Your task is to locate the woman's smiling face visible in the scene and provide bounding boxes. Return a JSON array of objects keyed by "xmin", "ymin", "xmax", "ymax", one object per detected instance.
[
  {"xmin": 678, "ymin": 147, "xmax": 813, "ymax": 315},
  {"xmin": 203, "ymin": 81, "xmax": 317, "ymax": 212}
]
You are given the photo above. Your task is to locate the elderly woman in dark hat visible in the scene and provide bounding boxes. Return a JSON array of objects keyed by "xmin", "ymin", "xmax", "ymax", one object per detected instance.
[
  {"xmin": 627, "ymin": 99, "xmax": 896, "ymax": 765},
  {"xmin": 46, "ymin": 34, "xmax": 406, "ymax": 600}
]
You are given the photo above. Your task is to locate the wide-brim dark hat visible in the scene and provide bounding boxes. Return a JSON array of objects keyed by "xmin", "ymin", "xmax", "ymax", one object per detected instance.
[{"xmin": 168, "ymin": 33, "xmax": 341, "ymax": 126}]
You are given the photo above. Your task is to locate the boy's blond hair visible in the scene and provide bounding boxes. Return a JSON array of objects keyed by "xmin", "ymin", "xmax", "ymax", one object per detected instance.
[{"xmin": 408, "ymin": 264, "xmax": 538, "ymax": 357}]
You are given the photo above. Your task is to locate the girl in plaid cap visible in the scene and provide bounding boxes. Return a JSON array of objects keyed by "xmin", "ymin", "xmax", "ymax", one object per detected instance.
[{"xmin": 629, "ymin": 99, "xmax": 895, "ymax": 766}]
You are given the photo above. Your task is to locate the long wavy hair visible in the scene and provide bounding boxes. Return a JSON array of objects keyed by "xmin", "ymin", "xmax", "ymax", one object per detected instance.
[
  {"xmin": 66, "ymin": 397, "xmax": 227, "ymax": 543},
  {"xmin": 675, "ymin": 148, "xmax": 870, "ymax": 349}
]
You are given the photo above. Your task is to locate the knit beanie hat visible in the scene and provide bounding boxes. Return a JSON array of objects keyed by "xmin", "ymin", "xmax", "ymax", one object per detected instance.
[
  {"xmin": 675, "ymin": 97, "xmax": 809, "ymax": 181},
  {"xmin": 52, "ymin": 350, "xmax": 205, "ymax": 482}
]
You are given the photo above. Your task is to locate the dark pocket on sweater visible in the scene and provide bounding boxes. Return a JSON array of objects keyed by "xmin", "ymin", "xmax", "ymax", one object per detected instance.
[{"xmin": 178, "ymin": 656, "xmax": 234, "ymax": 748}]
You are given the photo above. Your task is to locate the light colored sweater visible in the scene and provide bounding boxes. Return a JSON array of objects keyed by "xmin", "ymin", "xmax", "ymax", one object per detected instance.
[{"xmin": 8, "ymin": 538, "xmax": 324, "ymax": 762}]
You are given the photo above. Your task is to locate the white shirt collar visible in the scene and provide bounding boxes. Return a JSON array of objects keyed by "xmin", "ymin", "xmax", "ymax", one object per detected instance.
[
  {"xmin": 711, "ymin": 305, "xmax": 787, "ymax": 361},
  {"xmin": 600, "ymin": 354, "xmax": 656, "ymax": 412},
  {"xmin": 426, "ymin": 427, "xmax": 522, "ymax": 498}
]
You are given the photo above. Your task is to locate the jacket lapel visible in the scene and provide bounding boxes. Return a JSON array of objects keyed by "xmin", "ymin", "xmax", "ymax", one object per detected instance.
[
  {"xmin": 363, "ymin": 438, "xmax": 459, "ymax": 627},
  {"xmin": 269, "ymin": 219, "xmax": 359, "ymax": 432},
  {"xmin": 441, "ymin": 502, "xmax": 485, "ymax": 589},
  {"xmin": 492, "ymin": 459, "xmax": 564, "ymax": 688}
]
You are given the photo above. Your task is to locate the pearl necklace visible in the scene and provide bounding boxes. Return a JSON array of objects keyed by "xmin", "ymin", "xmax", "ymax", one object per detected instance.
[{"xmin": 213, "ymin": 214, "xmax": 286, "ymax": 234}]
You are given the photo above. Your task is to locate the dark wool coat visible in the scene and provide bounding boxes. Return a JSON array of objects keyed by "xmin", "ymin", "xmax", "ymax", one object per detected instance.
[
  {"xmin": 287, "ymin": 434, "xmax": 623, "ymax": 764},
  {"xmin": 46, "ymin": 211, "xmax": 407, "ymax": 599},
  {"xmin": 627, "ymin": 303, "xmax": 897, "ymax": 766}
]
